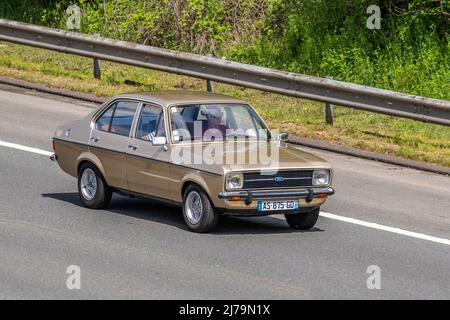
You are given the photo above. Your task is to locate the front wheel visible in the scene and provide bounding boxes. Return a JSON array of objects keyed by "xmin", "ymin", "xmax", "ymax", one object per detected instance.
[
  {"xmin": 78, "ymin": 163, "xmax": 112, "ymax": 209},
  {"xmin": 285, "ymin": 207, "xmax": 320, "ymax": 230},
  {"xmin": 182, "ymin": 185, "xmax": 219, "ymax": 233}
]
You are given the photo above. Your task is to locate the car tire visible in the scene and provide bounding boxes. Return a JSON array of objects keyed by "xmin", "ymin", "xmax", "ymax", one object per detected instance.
[
  {"xmin": 78, "ymin": 163, "xmax": 112, "ymax": 209},
  {"xmin": 285, "ymin": 207, "xmax": 320, "ymax": 230},
  {"xmin": 182, "ymin": 185, "xmax": 219, "ymax": 233}
]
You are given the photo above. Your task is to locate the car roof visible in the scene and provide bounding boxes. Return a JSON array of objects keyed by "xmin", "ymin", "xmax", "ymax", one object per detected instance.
[{"xmin": 114, "ymin": 91, "xmax": 247, "ymax": 107}]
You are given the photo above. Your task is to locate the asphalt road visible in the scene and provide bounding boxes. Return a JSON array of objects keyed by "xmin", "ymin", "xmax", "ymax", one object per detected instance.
[{"xmin": 0, "ymin": 84, "xmax": 449, "ymax": 299}]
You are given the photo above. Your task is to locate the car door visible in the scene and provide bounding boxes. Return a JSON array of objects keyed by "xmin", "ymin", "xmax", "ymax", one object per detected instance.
[
  {"xmin": 126, "ymin": 102, "xmax": 171, "ymax": 199},
  {"xmin": 90, "ymin": 99, "xmax": 140, "ymax": 189}
]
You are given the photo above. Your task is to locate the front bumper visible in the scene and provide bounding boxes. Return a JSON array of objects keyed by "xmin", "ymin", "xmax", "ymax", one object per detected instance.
[{"xmin": 218, "ymin": 187, "xmax": 335, "ymax": 205}]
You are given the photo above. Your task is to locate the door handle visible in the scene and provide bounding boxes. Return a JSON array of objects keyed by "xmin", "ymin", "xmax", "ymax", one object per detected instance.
[
  {"xmin": 128, "ymin": 144, "xmax": 139, "ymax": 150},
  {"xmin": 90, "ymin": 136, "xmax": 100, "ymax": 142}
]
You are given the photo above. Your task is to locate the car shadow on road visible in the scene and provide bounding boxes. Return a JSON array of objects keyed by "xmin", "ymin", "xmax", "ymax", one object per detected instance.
[{"xmin": 41, "ymin": 192, "xmax": 324, "ymax": 235}]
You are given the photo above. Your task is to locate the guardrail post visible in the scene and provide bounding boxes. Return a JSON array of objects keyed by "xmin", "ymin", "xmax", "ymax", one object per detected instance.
[
  {"xmin": 205, "ymin": 54, "xmax": 213, "ymax": 92},
  {"xmin": 206, "ymin": 79, "xmax": 213, "ymax": 92},
  {"xmin": 93, "ymin": 58, "xmax": 101, "ymax": 80},
  {"xmin": 325, "ymin": 76, "xmax": 334, "ymax": 125},
  {"xmin": 92, "ymin": 33, "xmax": 101, "ymax": 80}
]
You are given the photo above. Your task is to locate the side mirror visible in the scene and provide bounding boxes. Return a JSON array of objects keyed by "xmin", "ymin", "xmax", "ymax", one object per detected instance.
[
  {"xmin": 152, "ymin": 136, "xmax": 167, "ymax": 146},
  {"xmin": 278, "ymin": 132, "xmax": 289, "ymax": 142}
]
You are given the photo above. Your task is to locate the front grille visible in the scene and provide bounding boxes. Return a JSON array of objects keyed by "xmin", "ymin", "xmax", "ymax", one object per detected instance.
[{"xmin": 242, "ymin": 170, "xmax": 313, "ymax": 189}]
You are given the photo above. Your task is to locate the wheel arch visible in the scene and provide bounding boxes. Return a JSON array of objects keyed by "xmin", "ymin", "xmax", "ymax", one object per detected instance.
[
  {"xmin": 180, "ymin": 179, "xmax": 217, "ymax": 209},
  {"xmin": 181, "ymin": 180, "xmax": 208, "ymax": 198},
  {"xmin": 76, "ymin": 152, "xmax": 106, "ymax": 181}
]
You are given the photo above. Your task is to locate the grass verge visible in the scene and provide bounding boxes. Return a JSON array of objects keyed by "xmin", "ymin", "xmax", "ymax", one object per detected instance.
[{"xmin": 0, "ymin": 42, "xmax": 449, "ymax": 167}]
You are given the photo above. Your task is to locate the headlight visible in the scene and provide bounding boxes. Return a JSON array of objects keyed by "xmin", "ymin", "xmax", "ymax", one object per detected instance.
[
  {"xmin": 312, "ymin": 169, "xmax": 330, "ymax": 186},
  {"xmin": 226, "ymin": 173, "xmax": 243, "ymax": 190}
]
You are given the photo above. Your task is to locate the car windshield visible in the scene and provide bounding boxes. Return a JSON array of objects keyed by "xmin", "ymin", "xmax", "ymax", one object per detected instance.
[{"xmin": 170, "ymin": 104, "xmax": 270, "ymax": 143}]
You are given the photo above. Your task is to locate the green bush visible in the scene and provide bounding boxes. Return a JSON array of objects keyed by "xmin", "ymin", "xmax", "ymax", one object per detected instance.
[
  {"xmin": 228, "ymin": 0, "xmax": 450, "ymax": 99},
  {"xmin": 0, "ymin": 0, "xmax": 449, "ymax": 99}
]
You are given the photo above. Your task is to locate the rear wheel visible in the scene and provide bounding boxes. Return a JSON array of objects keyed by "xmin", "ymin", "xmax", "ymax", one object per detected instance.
[
  {"xmin": 182, "ymin": 185, "xmax": 219, "ymax": 233},
  {"xmin": 78, "ymin": 163, "xmax": 112, "ymax": 209},
  {"xmin": 285, "ymin": 207, "xmax": 320, "ymax": 230}
]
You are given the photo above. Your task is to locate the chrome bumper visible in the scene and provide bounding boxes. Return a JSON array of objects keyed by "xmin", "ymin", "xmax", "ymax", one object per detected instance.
[{"xmin": 218, "ymin": 187, "xmax": 335, "ymax": 205}]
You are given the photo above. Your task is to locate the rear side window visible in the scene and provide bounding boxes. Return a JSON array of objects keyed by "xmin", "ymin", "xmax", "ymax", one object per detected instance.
[
  {"xmin": 95, "ymin": 100, "xmax": 139, "ymax": 137},
  {"xmin": 110, "ymin": 101, "xmax": 139, "ymax": 136},
  {"xmin": 96, "ymin": 103, "xmax": 116, "ymax": 132},
  {"xmin": 136, "ymin": 104, "xmax": 165, "ymax": 141}
]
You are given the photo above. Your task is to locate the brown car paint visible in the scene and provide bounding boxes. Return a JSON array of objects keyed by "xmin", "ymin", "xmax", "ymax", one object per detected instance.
[{"xmin": 53, "ymin": 91, "xmax": 333, "ymax": 212}]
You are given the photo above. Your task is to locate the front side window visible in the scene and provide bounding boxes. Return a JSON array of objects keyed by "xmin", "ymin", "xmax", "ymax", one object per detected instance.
[
  {"xmin": 135, "ymin": 104, "xmax": 166, "ymax": 141},
  {"xmin": 95, "ymin": 100, "xmax": 139, "ymax": 137},
  {"xmin": 170, "ymin": 104, "xmax": 270, "ymax": 143}
]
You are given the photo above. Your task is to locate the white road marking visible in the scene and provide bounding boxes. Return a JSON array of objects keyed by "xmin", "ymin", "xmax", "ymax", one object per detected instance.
[
  {"xmin": 320, "ymin": 211, "xmax": 450, "ymax": 246},
  {"xmin": 0, "ymin": 140, "xmax": 53, "ymax": 157},
  {"xmin": 1, "ymin": 139, "xmax": 449, "ymax": 246}
]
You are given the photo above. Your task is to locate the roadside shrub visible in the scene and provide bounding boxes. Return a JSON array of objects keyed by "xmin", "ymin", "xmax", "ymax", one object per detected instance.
[{"xmin": 0, "ymin": 0, "xmax": 448, "ymax": 99}]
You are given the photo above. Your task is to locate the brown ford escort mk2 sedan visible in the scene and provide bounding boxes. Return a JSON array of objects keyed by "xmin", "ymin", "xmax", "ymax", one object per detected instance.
[{"xmin": 51, "ymin": 91, "xmax": 334, "ymax": 232}]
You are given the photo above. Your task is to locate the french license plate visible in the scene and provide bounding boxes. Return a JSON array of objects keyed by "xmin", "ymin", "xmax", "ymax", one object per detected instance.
[{"xmin": 257, "ymin": 200, "xmax": 299, "ymax": 212}]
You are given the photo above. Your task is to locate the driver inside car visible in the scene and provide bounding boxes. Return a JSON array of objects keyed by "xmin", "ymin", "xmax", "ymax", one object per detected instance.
[{"xmin": 203, "ymin": 107, "xmax": 227, "ymax": 138}]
